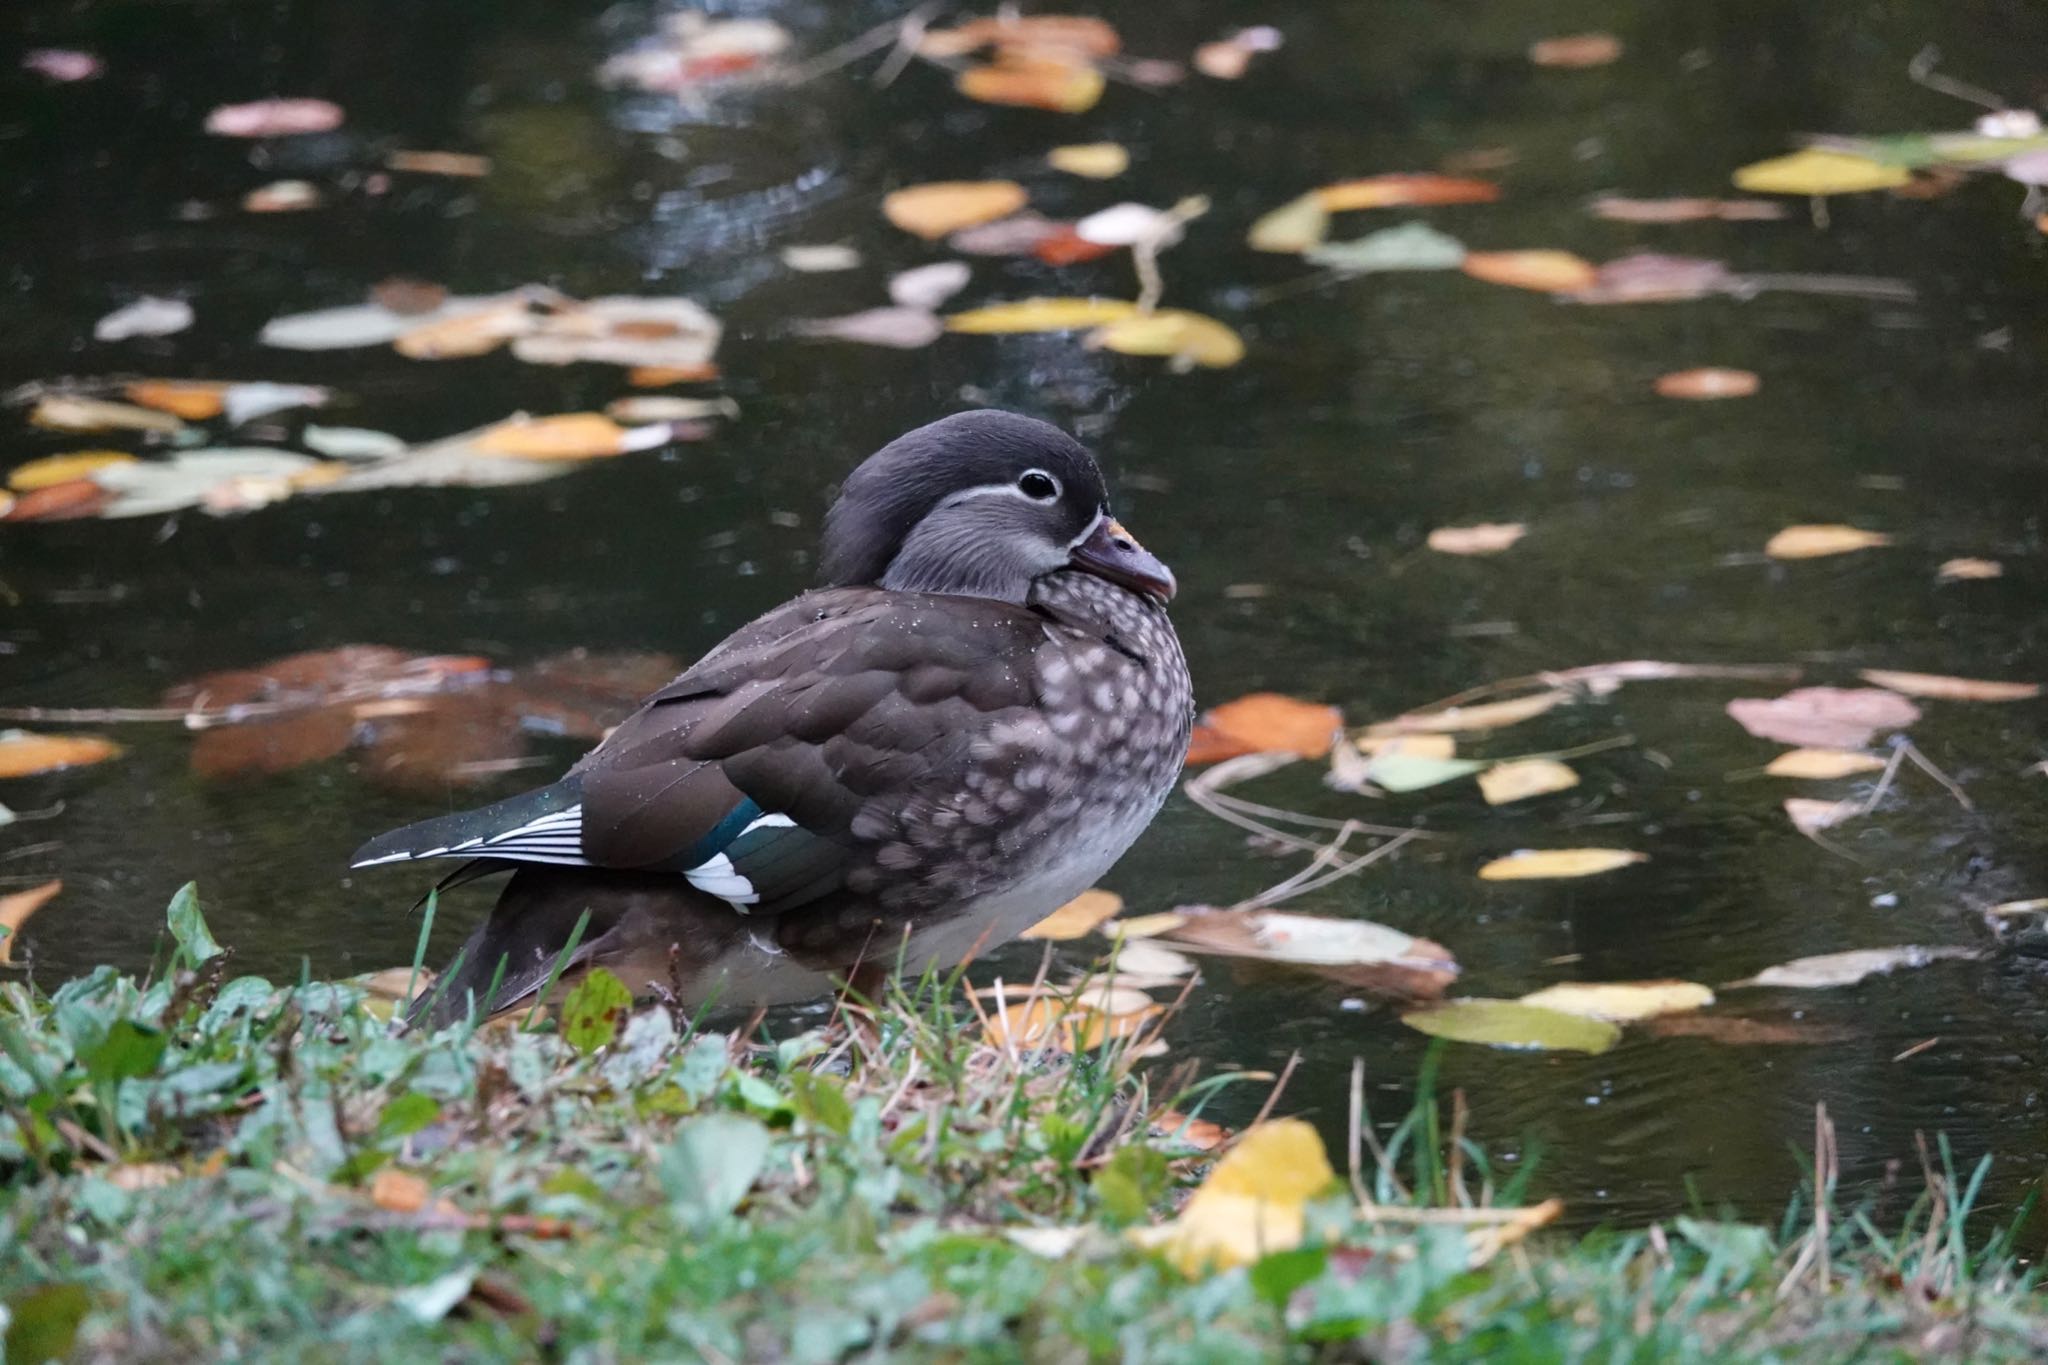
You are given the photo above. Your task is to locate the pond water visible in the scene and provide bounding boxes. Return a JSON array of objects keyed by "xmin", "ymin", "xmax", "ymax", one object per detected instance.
[{"xmin": 6, "ymin": 0, "xmax": 2048, "ymax": 1229}]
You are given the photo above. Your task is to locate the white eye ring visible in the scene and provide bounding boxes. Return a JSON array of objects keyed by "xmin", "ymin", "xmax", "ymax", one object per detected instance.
[{"xmin": 1017, "ymin": 469, "xmax": 1060, "ymax": 501}]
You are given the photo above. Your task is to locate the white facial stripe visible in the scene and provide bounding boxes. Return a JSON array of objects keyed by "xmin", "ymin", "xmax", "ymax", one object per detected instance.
[
  {"xmin": 1065, "ymin": 509, "xmax": 1107, "ymax": 549},
  {"xmin": 936, "ymin": 482, "xmax": 1052, "ymax": 509}
]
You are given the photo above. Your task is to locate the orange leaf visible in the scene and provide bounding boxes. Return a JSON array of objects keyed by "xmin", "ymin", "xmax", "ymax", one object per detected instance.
[
  {"xmin": 0, "ymin": 880, "xmax": 61, "ymax": 967},
  {"xmin": 470, "ymin": 413, "xmax": 629, "ymax": 460},
  {"xmin": 1316, "ymin": 174, "xmax": 1501, "ymax": 211},
  {"xmin": 1654, "ymin": 368, "xmax": 1759, "ymax": 400},
  {"xmin": 628, "ymin": 363, "xmax": 720, "ymax": 387},
  {"xmin": 125, "ymin": 380, "xmax": 230, "ymax": 420},
  {"xmin": 3, "ymin": 478, "xmax": 113, "ymax": 521},
  {"xmin": 1033, "ymin": 226, "xmax": 1119, "ymax": 265},
  {"xmin": 957, "ymin": 58, "xmax": 1104, "ymax": 113},
  {"xmin": 884, "ymin": 181, "xmax": 1031, "ymax": 240},
  {"xmin": 1460, "ymin": 250, "xmax": 1598, "ymax": 293},
  {"xmin": 370, "ymin": 1168, "xmax": 430, "ymax": 1213},
  {"xmin": 1529, "ymin": 33, "xmax": 1623, "ymax": 68},
  {"xmin": 1200, "ymin": 693, "xmax": 1342, "ymax": 759},
  {"xmin": 0, "ymin": 732, "xmax": 123, "ymax": 777}
]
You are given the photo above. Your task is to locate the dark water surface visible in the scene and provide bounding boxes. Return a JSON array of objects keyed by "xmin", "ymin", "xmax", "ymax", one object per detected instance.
[{"xmin": 6, "ymin": 0, "xmax": 2048, "ymax": 1227}]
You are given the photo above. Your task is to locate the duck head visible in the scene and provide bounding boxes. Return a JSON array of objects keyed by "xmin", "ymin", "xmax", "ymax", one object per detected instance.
[{"xmin": 820, "ymin": 410, "xmax": 1176, "ymax": 606}]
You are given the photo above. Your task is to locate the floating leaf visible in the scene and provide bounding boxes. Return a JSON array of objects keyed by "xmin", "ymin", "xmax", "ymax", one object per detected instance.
[
  {"xmin": 303, "ymin": 426, "xmax": 409, "ymax": 460},
  {"xmin": 1316, "ymin": 175, "xmax": 1501, "ymax": 210},
  {"xmin": 469, "ymin": 414, "xmax": 631, "ymax": 460},
  {"xmin": 1246, "ymin": 193, "xmax": 1330, "ymax": 253},
  {"xmin": 561, "ymin": 967, "xmax": 634, "ymax": 1054},
  {"xmin": 1023, "ymin": 888, "xmax": 1126, "ymax": 940},
  {"xmin": 261, "ymin": 294, "xmax": 520, "ymax": 351},
  {"xmin": 1402, "ymin": 999, "xmax": 1620, "ymax": 1053},
  {"xmin": 918, "ymin": 15, "xmax": 1120, "ymax": 61},
  {"xmin": 982, "ymin": 986, "xmax": 1161, "ymax": 1052},
  {"xmin": 1113, "ymin": 911, "xmax": 1189, "ymax": 939},
  {"xmin": 1478, "ymin": 848, "xmax": 1647, "ymax": 880},
  {"xmin": 602, "ymin": 396, "xmax": 737, "ymax": 425},
  {"xmin": 1937, "ymin": 557, "xmax": 2002, "ymax": 582},
  {"xmin": 1570, "ymin": 252, "xmax": 1739, "ymax": 304},
  {"xmin": 1366, "ymin": 689, "xmax": 1566, "ymax": 737},
  {"xmin": 204, "ymin": 97, "xmax": 344, "ymax": 137},
  {"xmin": 792, "ymin": 308, "xmax": 945, "ymax": 350},
  {"xmin": 222, "ymin": 382, "xmax": 329, "ymax": 426},
  {"xmin": 0, "ymin": 880, "xmax": 62, "ymax": 966},
  {"xmin": 90, "ymin": 449, "xmax": 322, "ymax": 518},
  {"xmin": 1355, "ymin": 733, "xmax": 1457, "ymax": 758},
  {"xmin": 946, "ymin": 297, "xmax": 1139, "ymax": 334},
  {"xmin": 1128, "ymin": 1118, "xmax": 1334, "ymax": 1274},
  {"xmin": 1764, "ymin": 524, "xmax": 1892, "ymax": 559},
  {"xmin": 887, "ymin": 262, "xmax": 973, "ymax": 311},
  {"xmin": 0, "ymin": 731, "xmax": 123, "ymax": 777},
  {"xmin": 125, "ymin": 380, "xmax": 228, "ymax": 420},
  {"xmin": 1517, "ymin": 980, "xmax": 1712, "ymax": 1022},
  {"xmin": 94, "ymin": 297, "xmax": 194, "ymax": 342},
  {"xmin": 1725, "ymin": 687, "xmax": 1920, "ymax": 749},
  {"xmin": 1197, "ymin": 693, "xmax": 1342, "ymax": 759},
  {"xmin": 1727, "ymin": 945, "xmax": 1978, "ymax": 990},
  {"xmin": 1088, "ymin": 310, "xmax": 1244, "ymax": 370},
  {"xmin": 394, "ymin": 299, "xmax": 536, "ymax": 360},
  {"xmin": 9, "ymin": 452, "xmax": 135, "ymax": 491},
  {"xmin": 949, "ymin": 212, "xmax": 1063, "ymax": 256},
  {"xmin": 1589, "ymin": 197, "xmax": 1786, "ymax": 223},
  {"xmin": 512, "ymin": 297, "xmax": 722, "ymax": 370},
  {"xmin": 1427, "ymin": 522, "xmax": 1525, "ymax": 555},
  {"xmin": 1733, "ymin": 149, "xmax": 1911, "ymax": 196},
  {"xmin": 1461, "ymin": 250, "xmax": 1598, "ymax": 293},
  {"xmin": 1479, "ymin": 758, "xmax": 1579, "ymax": 805},
  {"xmin": 1763, "ymin": 748, "xmax": 1887, "ymax": 779},
  {"xmin": 1654, "ymin": 368, "xmax": 1759, "ymax": 400},
  {"xmin": 29, "ymin": 395, "xmax": 183, "ymax": 433},
  {"xmin": 1366, "ymin": 751, "xmax": 1486, "ymax": 792},
  {"xmin": 1034, "ymin": 226, "xmax": 1120, "ymax": 265},
  {"xmin": 883, "ymin": 181, "xmax": 1029, "ymax": 240},
  {"xmin": 1193, "ymin": 40, "xmax": 1252, "ymax": 80},
  {"xmin": 1856, "ymin": 669, "xmax": 2040, "ymax": 703},
  {"xmin": 1159, "ymin": 908, "xmax": 1456, "ymax": 1000},
  {"xmin": 957, "ymin": 57, "xmax": 1104, "ymax": 112},
  {"xmin": 244, "ymin": 180, "xmax": 320, "ymax": 213},
  {"xmin": 2, "ymin": 479, "xmax": 109, "ymax": 521},
  {"xmin": 386, "ymin": 149, "xmax": 491, "ymax": 177},
  {"xmin": 1529, "ymin": 33, "xmax": 1623, "ymax": 67},
  {"xmin": 1783, "ymin": 797, "xmax": 1860, "ymax": 839},
  {"xmin": 24, "ymin": 49, "xmax": 102, "ymax": 82},
  {"xmin": 780, "ymin": 244, "xmax": 861, "ymax": 272},
  {"xmin": 1048, "ymin": 142, "xmax": 1129, "ymax": 178},
  {"xmin": 1305, "ymin": 222, "xmax": 1467, "ymax": 273}
]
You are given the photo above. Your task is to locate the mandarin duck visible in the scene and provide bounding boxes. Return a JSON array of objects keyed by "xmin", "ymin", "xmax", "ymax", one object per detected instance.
[{"xmin": 352, "ymin": 410, "xmax": 1193, "ymax": 1027}]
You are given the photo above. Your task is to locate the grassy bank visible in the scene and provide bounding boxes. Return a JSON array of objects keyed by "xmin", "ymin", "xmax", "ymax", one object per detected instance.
[{"xmin": 2, "ymin": 893, "xmax": 2043, "ymax": 1362}]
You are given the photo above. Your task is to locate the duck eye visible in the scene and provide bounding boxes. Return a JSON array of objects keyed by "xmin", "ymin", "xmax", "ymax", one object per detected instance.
[{"xmin": 1018, "ymin": 470, "xmax": 1060, "ymax": 501}]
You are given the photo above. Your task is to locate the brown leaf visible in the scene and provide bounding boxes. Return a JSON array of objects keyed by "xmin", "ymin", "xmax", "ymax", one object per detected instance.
[
  {"xmin": 3, "ymin": 477, "xmax": 115, "ymax": 521},
  {"xmin": 1856, "ymin": 669, "xmax": 2040, "ymax": 703},
  {"xmin": 124, "ymin": 381, "xmax": 231, "ymax": 420},
  {"xmin": 1653, "ymin": 368, "xmax": 1760, "ymax": 400},
  {"xmin": 1197, "ymin": 693, "xmax": 1342, "ymax": 759},
  {"xmin": 386, "ymin": 150, "xmax": 491, "ymax": 178},
  {"xmin": 0, "ymin": 880, "xmax": 62, "ymax": 967},
  {"xmin": 1316, "ymin": 175, "xmax": 1501, "ymax": 210},
  {"xmin": 918, "ymin": 15, "xmax": 1120, "ymax": 61},
  {"xmin": 1765, "ymin": 524, "xmax": 1892, "ymax": 559},
  {"xmin": 627, "ymin": 362, "xmax": 720, "ymax": 386},
  {"xmin": 190, "ymin": 706, "xmax": 357, "ymax": 780},
  {"xmin": 360, "ymin": 692, "xmax": 528, "ymax": 794},
  {"xmin": 1589, "ymin": 197, "xmax": 1786, "ymax": 223},
  {"xmin": 1461, "ymin": 250, "xmax": 1598, "ymax": 293},
  {"xmin": 370, "ymin": 1168, "xmax": 430, "ymax": 1213},
  {"xmin": 164, "ymin": 647, "xmax": 492, "ymax": 712},
  {"xmin": 1160, "ymin": 906, "xmax": 1457, "ymax": 1002},
  {"xmin": 1529, "ymin": 33, "xmax": 1622, "ymax": 67},
  {"xmin": 1639, "ymin": 1012, "xmax": 1858, "ymax": 1045},
  {"xmin": 1725, "ymin": 687, "xmax": 1920, "ymax": 748},
  {"xmin": 1192, "ymin": 41, "xmax": 1251, "ymax": 79},
  {"xmin": 1151, "ymin": 1108, "xmax": 1230, "ymax": 1149},
  {"xmin": 883, "ymin": 181, "xmax": 1030, "ymax": 240},
  {"xmin": 956, "ymin": 57, "xmax": 1103, "ymax": 112},
  {"xmin": 0, "ymin": 732, "xmax": 122, "ymax": 777},
  {"xmin": 1427, "ymin": 522, "xmax": 1526, "ymax": 555},
  {"xmin": 469, "ymin": 413, "xmax": 630, "ymax": 459}
]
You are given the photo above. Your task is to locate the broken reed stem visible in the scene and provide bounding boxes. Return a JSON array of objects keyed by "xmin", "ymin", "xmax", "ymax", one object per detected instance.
[{"xmin": 1246, "ymin": 1050, "xmax": 1301, "ymax": 1131}]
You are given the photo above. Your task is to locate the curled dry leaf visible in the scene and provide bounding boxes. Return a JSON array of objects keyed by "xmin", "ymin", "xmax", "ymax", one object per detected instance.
[
  {"xmin": 1528, "ymin": 33, "xmax": 1623, "ymax": 67},
  {"xmin": 1654, "ymin": 368, "xmax": 1760, "ymax": 400},
  {"xmin": 1733, "ymin": 149, "xmax": 1911, "ymax": 196},
  {"xmin": 204, "ymin": 97, "xmax": 344, "ymax": 137},
  {"xmin": 946, "ymin": 297, "xmax": 1138, "ymax": 334},
  {"xmin": 1517, "ymin": 980, "xmax": 1713, "ymax": 1022},
  {"xmin": 1159, "ymin": 907, "xmax": 1457, "ymax": 1002},
  {"xmin": 1478, "ymin": 848, "xmax": 1647, "ymax": 880},
  {"xmin": 1402, "ymin": 999, "xmax": 1620, "ymax": 1054},
  {"xmin": 0, "ymin": 731, "xmax": 123, "ymax": 778},
  {"xmin": 0, "ymin": 880, "xmax": 62, "ymax": 966},
  {"xmin": 1763, "ymin": 748, "xmax": 1887, "ymax": 779},
  {"xmin": 1460, "ymin": 250, "xmax": 1599, "ymax": 293},
  {"xmin": 1193, "ymin": 693, "xmax": 1342, "ymax": 760},
  {"xmin": 1726, "ymin": 945, "xmax": 1978, "ymax": 990},
  {"xmin": 1087, "ymin": 311, "xmax": 1244, "ymax": 370},
  {"xmin": 1047, "ymin": 142, "xmax": 1129, "ymax": 178},
  {"xmin": 1725, "ymin": 687, "xmax": 1919, "ymax": 749},
  {"xmin": 1784, "ymin": 796, "xmax": 1860, "ymax": 839},
  {"xmin": 1765, "ymin": 524, "xmax": 1892, "ymax": 559},
  {"xmin": 94, "ymin": 297, "xmax": 194, "ymax": 342},
  {"xmin": 1365, "ymin": 688, "xmax": 1566, "ymax": 737},
  {"xmin": 1316, "ymin": 175, "xmax": 1501, "ymax": 211},
  {"xmin": 1937, "ymin": 557, "xmax": 2002, "ymax": 582},
  {"xmin": 1478, "ymin": 758, "xmax": 1578, "ymax": 805},
  {"xmin": 1150, "ymin": 1109, "xmax": 1230, "ymax": 1150},
  {"xmin": 1427, "ymin": 522, "xmax": 1526, "ymax": 555},
  {"xmin": 1856, "ymin": 669, "xmax": 2040, "ymax": 703},
  {"xmin": 1127, "ymin": 1118, "xmax": 1334, "ymax": 1273},
  {"xmin": 883, "ymin": 181, "xmax": 1029, "ymax": 240},
  {"xmin": 1246, "ymin": 193, "xmax": 1330, "ymax": 253},
  {"xmin": 1022, "ymin": 888, "xmax": 1125, "ymax": 940}
]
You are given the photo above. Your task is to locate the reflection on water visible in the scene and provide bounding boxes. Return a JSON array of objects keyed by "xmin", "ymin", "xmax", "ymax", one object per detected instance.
[{"xmin": 5, "ymin": 0, "xmax": 2048, "ymax": 1226}]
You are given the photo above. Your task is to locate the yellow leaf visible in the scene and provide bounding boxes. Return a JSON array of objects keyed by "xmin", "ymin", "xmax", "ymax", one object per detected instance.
[
  {"xmin": 1517, "ymin": 980, "xmax": 1713, "ymax": 1022},
  {"xmin": 1856, "ymin": 669, "xmax": 2040, "ymax": 703},
  {"xmin": 1366, "ymin": 689, "xmax": 1566, "ymax": 736},
  {"xmin": 1047, "ymin": 142, "xmax": 1129, "ymax": 178},
  {"xmin": 1937, "ymin": 557, "xmax": 2002, "ymax": 582},
  {"xmin": 1764, "ymin": 524, "xmax": 1892, "ymax": 559},
  {"xmin": 0, "ymin": 880, "xmax": 61, "ymax": 967},
  {"xmin": 1478, "ymin": 848, "xmax": 1647, "ymax": 880},
  {"xmin": 1460, "ymin": 250, "xmax": 1598, "ymax": 293},
  {"xmin": 946, "ymin": 297, "xmax": 1138, "ymax": 334},
  {"xmin": 1733, "ymin": 149, "xmax": 1911, "ymax": 196},
  {"xmin": 1478, "ymin": 759, "xmax": 1579, "ymax": 805},
  {"xmin": 1088, "ymin": 310, "xmax": 1244, "ymax": 369},
  {"xmin": 1022, "ymin": 888, "xmax": 1125, "ymax": 940},
  {"xmin": 955, "ymin": 57, "xmax": 1104, "ymax": 112},
  {"xmin": 1201, "ymin": 1120, "xmax": 1335, "ymax": 1202},
  {"xmin": 470, "ymin": 413, "xmax": 629, "ymax": 460},
  {"xmin": 1130, "ymin": 1118, "xmax": 1334, "ymax": 1274},
  {"xmin": 1315, "ymin": 175, "xmax": 1501, "ymax": 210},
  {"xmin": 1427, "ymin": 522, "xmax": 1526, "ymax": 555},
  {"xmin": 1355, "ymin": 733, "xmax": 1457, "ymax": 758},
  {"xmin": 9, "ymin": 451, "xmax": 136, "ymax": 491},
  {"xmin": 884, "ymin": 181, "xmax": 1030, "ymax": 240},
  {"xmin": 0, "ymin": 732, "xmax": 123, "ymax": 778},
  {"xmin": 1763, "ymin": 748, "xmax": 1887, "ymax": 779},
  {"xmin": 1246, "ymin": 192, "xmax": 1330, "ymax": 253},
  {"xmin": 1113, "ymin": 910, "xmax": 1189, "ymax": 939}
]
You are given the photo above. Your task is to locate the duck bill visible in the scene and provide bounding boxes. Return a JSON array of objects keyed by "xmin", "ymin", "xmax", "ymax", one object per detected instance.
[{"xmin": 1069, "ymin": 518, "xmax": 1176, "ymax": 602}]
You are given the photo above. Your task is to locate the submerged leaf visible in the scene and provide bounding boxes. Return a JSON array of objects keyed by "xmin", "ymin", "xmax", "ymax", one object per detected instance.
[
  {"xmin": 792, "ymin": 308, "xmax": 945, "ymax": 350},
  {"xmin": 1856, "ymin": 669, "xmax": 2040, "ymax": 703},
  {"xmin": 883, "ymin": 181, "xmax": 1029, "ymax": 240},
  {"xmin": 1784, "ymin": 796, "xmax": 1860, "ymax": 838},
  {"xmin": 1937, "ymin": 557, "xmax": 2002, "ymax": 582},
  {"xmin": 1518, "ymin": 980, "xmax": 1713, "ymax": 1022},
  {"xmin": 204, "ymin": 97, "xmax": 343, "ymax": 137},
  {"xmin": 780, "ymin": 244, "xmax": 861, "ymax": 272},
  {"xmin": 1727, "ymin": 945, "xmax": 1978, "ymax": 990},
  {"xmin": 1402, "ymin": 999, "xmax": 1620, "ymax": 1053},
  {"xmin": 1529, "ymin": 33, "xmax": 1623, "ymax": 68},
  {"xmin": 1765, "ymin": 524, "xmax": 1892, "ymax": 559},
  {"xmin": 1478, "ymin": 848, "xmax": 1647, "ymax": 880}
]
